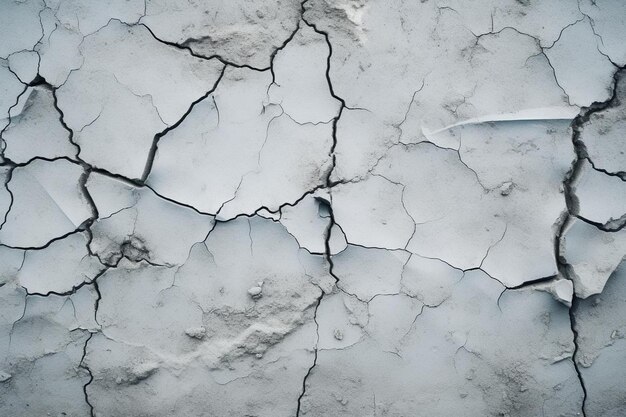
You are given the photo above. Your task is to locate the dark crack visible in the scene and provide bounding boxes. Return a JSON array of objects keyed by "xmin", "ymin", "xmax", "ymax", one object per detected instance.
[
  {"xmin": 295, "ymin": 3, "xmax": 346, "ymax": 413},
  {"xmin": 555, "ymin": 65, "xmax": 626, "ymax": 417},
  {"xmin": 568, "ymin": 297, "xmax": 588, "ymax": 417},
  {"xmin": 141, "ymin": 66, "xmax": 227, "ymax": 183}
]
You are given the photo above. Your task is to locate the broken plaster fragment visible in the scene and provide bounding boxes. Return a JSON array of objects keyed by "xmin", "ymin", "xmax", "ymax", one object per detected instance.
[
  {"xmin": 499, "ymin": 181, "xmax": 514, "ymax": 196},
  {"xmin": 532, "ymin": 278, "xmax": 574, "ymax": 307},
  {"xmin": 248, "ymin": 284, "xmax": 263, "ymax": 299},
  {"xmin": 560, "ymin": 218, "xmax": 626, "ymax": 298},
  {"xmin": 185, "ymin": 327, "xmax": 207, "ymax": 340},
  {"xmin": 118, "ymin": 362, "xmax": 160, "ymax": 385}
]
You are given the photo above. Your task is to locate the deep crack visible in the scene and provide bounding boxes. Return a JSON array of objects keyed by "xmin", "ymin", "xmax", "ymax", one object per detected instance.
[
  {"xmin": 555, "ymin": 66, "xmax": 626, "ymax": 417},
  {"xmin": 295, "ymin": 4, "xmax": 346, "ymax": 412}
]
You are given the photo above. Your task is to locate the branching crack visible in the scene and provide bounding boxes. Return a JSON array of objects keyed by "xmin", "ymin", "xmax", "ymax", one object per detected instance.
[
  {"xmin": 141, "ymin": 66, "xmax": 227, "ymax": 182},
  {"xmin": 79, "ymin": 332, "xmax": 96, "ymax": 417},
  {"xmin": 295, "ymin": 2, "xmax": 346, "ymax": 413},
  {"xmin": 555, "ymin": 65, "xmax": 626, "ymax": 417}
]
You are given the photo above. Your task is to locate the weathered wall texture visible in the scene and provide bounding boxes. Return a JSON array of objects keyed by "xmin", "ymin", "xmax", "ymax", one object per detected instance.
[{"xmin": 1, "ymin": 0, "xmax": 625, "ymax": 416}]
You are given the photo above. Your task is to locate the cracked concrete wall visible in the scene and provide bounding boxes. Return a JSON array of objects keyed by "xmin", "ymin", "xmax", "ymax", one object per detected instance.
[{"xmin": 0, "ymin": 0, "xmax": 625, "ymax": 416}]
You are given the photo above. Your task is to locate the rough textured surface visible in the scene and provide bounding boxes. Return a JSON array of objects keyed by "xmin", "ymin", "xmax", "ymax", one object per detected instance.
[{"xmin": 0, "ymin": 0, "xmax": 625, "ymax": 416}]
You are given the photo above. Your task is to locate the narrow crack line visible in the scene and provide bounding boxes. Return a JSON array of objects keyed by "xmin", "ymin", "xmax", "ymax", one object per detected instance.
[
  {"xmin": 141, "ymin": 65, "xmax": 227, "ymax": 182},
  {"xmin": 559, "ymin": 67, "xmax": 625, "ymax": 226},
  {"xmin": 0, "ymin": 154, "xmax": 81, "ymax": 169},
  {"xmin": 214, "ymin": 176, "xmax": 246, "ymax": 218},
  {"xmin": 2, "ymin": 12, "xmax": 345, "ymax": 227},
  {"xmin": 504, "ymin": 274, "xmax": 560, "ymax": 291},
  {"xmin": 92, "ymin": 279, "xmax": 103, "ymax": 327},
  {"xmin": 568, "ymin": 297, "xmax": 588, "ymax": 417},
  {"xmin": 342, "ymin": 241, "xmax": 410, "ymax": 253},
  {"xmin": 83, "ymin": 165, "xmax": 144, "ymax": 188},
  {"xmin": 295, "ymin": 192, "xmax": 335, "ymax": 417},
  {"xmin": 0, "ymin": 83, "xmax": 30, "ymax": 229},
  {"xmin": 574, "ymin": 212, "xmax": 626, "ymax": 233},
  {"xmin": 139, "ymin": 23, "xmax": 268, "ymax": 72},
  {"xmin": 396, "ymin": 78, "xmax": 427, "ymax": 131},
  {"xmin": 56, "ymin": 70, "xmax": 226, "ymax": 208},
  {"xmin": 268, "ymin": 19, "xmax": 304, "ymax": 87},
  {"xmin": 541, "ymin": 51, "xmax": 574, "ymax": 106},
  {"xmin": 464, "ymin": 265, "xmax": 507, "ymax": 293},
  {"xmin": 143, "ymin": 183, "xmax": 216, "ymax": 217},
  {"xmin": 295, "ymin": 292, "xmax": 322, "ymax": 416},
  {"xmin": 0, "ymin": 166, "xmax": 15, "ymax": 231},
  {"xmin": 110, "ymin": 73, "xmax": 167, "ymax": 127},
  {"xmin": 585, "ymin": 156, "xmax": 626, "ymax": 180},
  {"xmin": 51, "ymin": 87, "xmax": 85, "ymax": 163},
  {"xmin": 4, "ymin": 62, "xmax": 30, "ymax": 89},
  {"xmin": 279, "ymin": 104, "xmax": 336, "ymax": 127},
  {"xmin": 576, "ymin": 1, "xmax": 622, "ymax": 68},
  {"xmin": 513, "ymin": 23, "xmax": 580, "ymax": 107},
  {"xmin": 397, "ymin": 139, "xmax": 493, "ymax": 192},
  {"xmin": 543, "ymin": 17, "xmax": 586, "ymax": 50},
  {"xmin": 78, "ymin": 255, "xmax": 106, "ymax": 417},
  {"xmin": 23, "ymin": 266, "xmax": 108, "ymax": 298},
  {"xmin": 0, "ymin": 157, "xmax": 99, "ymax": 251},
  {"xmin": 295, "ymin": 190, "xmax": 339, "ymax": 416},
  {"xmin": 214, "ymin": 182, "xmax": 329, "ymax": 224},
  {"xmin": 478, "ymin": 224, "xmax": 508, "ymax": 271},
  {"xmin": 471, "ymin": 25, "xmax": 541, "ymax": 46},
  {"xmin": 140, "ymin": 6, "xmax": 305, "ymax": 76},
  {"xmin": 7, "ymin": 295, "xmax": 28, "ymax": 358},
  {"xmin": 0, "ymin": 227, "xmax": 85, "ymax": 251},
  {"xmin": 0, "ymin": 75, "xmax": 29, "ymax": 144},
  {"xmin": 258, "ymin": 110, "xmax": 285, "ymax": 169},
  {"xmin": 79, "ymin": 331, "xmax": 96, "ymax": 417}
]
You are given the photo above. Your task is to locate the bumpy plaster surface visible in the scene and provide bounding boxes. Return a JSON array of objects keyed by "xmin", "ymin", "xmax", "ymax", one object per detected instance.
[{"xmin": 0, "ymin": 0, "xmax": 625, "ymax": 416}]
